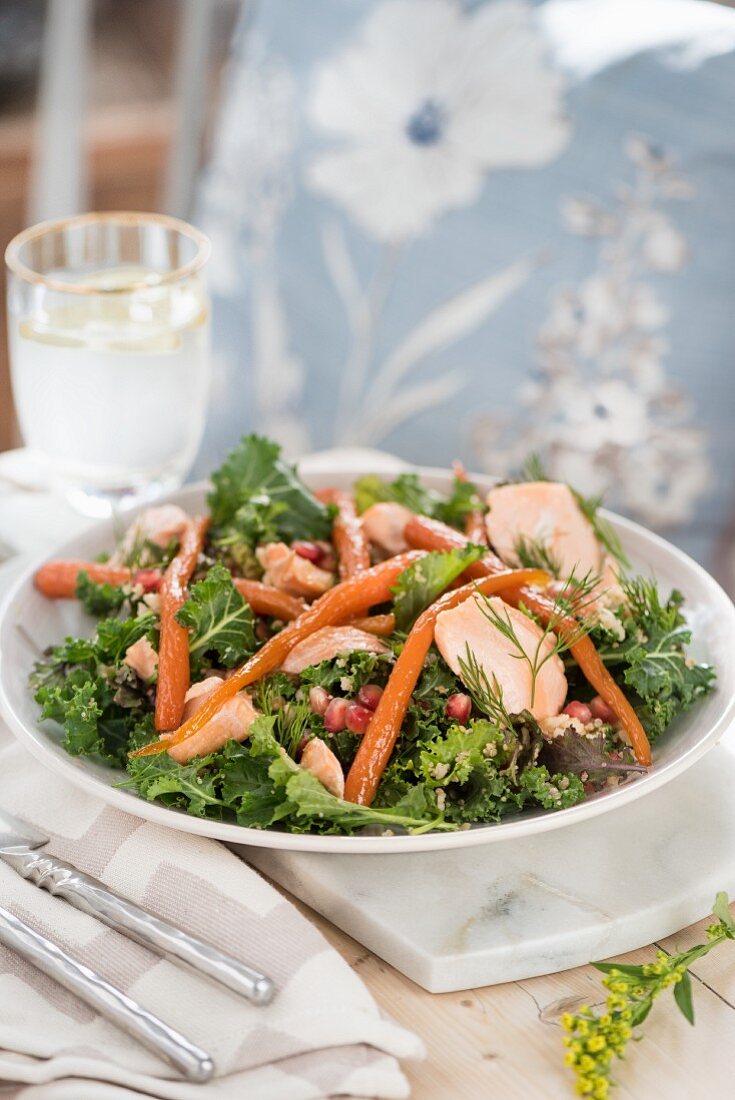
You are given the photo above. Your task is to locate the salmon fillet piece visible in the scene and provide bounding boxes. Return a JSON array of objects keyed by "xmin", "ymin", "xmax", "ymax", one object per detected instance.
[
  {"xmin": 434, "ymin": 595, "xmax": 567, "ymax": 720},
  {"xmin": 256, "ymin": 542, "xmax": 334, "ymax": 598},
  {"xmin": 300, "ymin": 738, "xmax": 345, "ymax": 798},
  {"xmin": 281, "ymin": 626, "xmax": 389, "ymax": 675},
  {"xmin": 165, "ymin": 676, "xmax": 258, "ymax": 763},
  {"xmin": 485, "ymin": 481, "xmax": 601, "ymax": 579},
  {"xmin": 361, "ymin": 503, "xmax": 414, "ymax": 556}
]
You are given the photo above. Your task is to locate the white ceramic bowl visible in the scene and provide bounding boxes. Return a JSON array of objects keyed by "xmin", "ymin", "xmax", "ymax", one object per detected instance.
[{"xmin": 0, "ymin": 468, "xmax": 733, "ymax": 853}]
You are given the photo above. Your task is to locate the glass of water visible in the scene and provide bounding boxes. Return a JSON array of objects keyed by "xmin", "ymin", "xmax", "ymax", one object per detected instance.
[{"xmin": 5, "ymin": 211, "xmax": 211, "ymax": 516}]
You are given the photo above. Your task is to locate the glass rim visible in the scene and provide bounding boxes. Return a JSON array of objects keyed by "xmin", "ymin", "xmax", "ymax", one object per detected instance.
[{"xmin": 4, "ymin": 210, "xmax": 211, "ymax": 295}]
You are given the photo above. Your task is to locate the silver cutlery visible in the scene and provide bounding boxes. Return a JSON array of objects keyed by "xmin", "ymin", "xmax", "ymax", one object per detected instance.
[
  {"xmin": 0, "ymin": 904, "xmax": 214, "ymax": 1083},
  {"xmin": 0, "ymin": 807, "xmax": 275, "ymax": 1005}
]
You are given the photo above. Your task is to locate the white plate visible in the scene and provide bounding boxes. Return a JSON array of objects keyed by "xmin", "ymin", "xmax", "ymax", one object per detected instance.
[{"xmin": 0, "ymin": 468, "xmax": 733, "ymax": 853}]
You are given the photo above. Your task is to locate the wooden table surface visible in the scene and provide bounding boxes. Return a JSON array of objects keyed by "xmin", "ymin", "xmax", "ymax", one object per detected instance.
[{"xmin": 288, "ymin": 893, "xmax": 735, "ymax": 1099}]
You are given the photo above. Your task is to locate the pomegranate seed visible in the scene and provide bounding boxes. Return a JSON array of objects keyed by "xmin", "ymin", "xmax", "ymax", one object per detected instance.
[
  {"xmin": 293, "ymin": 541, "xmax": 325, "ymax": 565},
  {"xmin": 445, "ymin": 693, "xmax": 472, "ymax": 724},
  {"xmin": 345, "ymin": 702, "xmax": 373, "ymax": 735},
  {"xmin": 255, "ymin": 620, "xmax": 270, "ymax": 641},
  {"xmin": 357, "ymin": 683, "xmax": 383, "ymax": 711},
  {"xmin": 563, "ymin": 701, "xmax": 593, "ymax": 724},
  {"xmin": 590, "ymin": 695, "xmax": 616, "ymax": 723},
  {"xmin": 324, "ymin": 697, "xmax": 348, "ymax": 733},
  {"xmin": 133, "ymin": 569, "xmax": 161, "ymax": 593},
  {"xmin": 309, "ymin": 686, "xmax": 332, "ymax": 716},
  {"xmin": 296, "ymin": 734, "xmax": 311, "ymax": 758}
]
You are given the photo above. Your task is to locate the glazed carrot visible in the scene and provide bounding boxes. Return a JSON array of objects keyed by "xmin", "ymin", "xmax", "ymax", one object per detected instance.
[
  {"xmin": 233, "ymin": 578, "xmax": 305, "ymax": 621},
  {"xmin": 34, "ymin": 560, "xmax": 133, "ymax": 598},
  {"xmin": 452, "ymin": 460, "xmax": 488, "ymax": 546},
  {"xmin": 343, "ymin": 568, "xmax": 549, "ymax": 806},
  {"xmin": 404, "ymin": 514, "xmax": 652, "ymax": 767},
  {"xmin": 348, "ymin": 614, "xmax": 396, "ymax": 637},
  {"xmin": 155, "ymin": 517, "xmax": 209, "ymax": 733},
  {"xmin": 319, "ymin": 488, "xmax": 371, "ymax": 579},
  {"xmin": 132, "ymin": 550, "xmax": 426, "ymax": 758}
]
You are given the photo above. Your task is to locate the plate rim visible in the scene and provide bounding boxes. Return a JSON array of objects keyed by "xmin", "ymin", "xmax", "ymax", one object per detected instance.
[{"xmin": 0, "ymin": 471, "xmax": 733, "ymax": 854}]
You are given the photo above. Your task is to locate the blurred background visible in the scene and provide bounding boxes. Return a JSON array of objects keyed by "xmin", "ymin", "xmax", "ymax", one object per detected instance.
[{"xmin": 1, "ymin": 0, "xmax": 734, "ymax": 590}]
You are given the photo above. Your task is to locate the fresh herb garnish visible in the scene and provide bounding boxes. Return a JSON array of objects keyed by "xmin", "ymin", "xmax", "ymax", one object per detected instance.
[
  {"xmin": 561, "ymin": 892, "xmax": 735, "ymax": 1097},
  {"xmin": 354, "ymin": 472, "xmax": 482, "ymax": 530},
  {"xmin": 75, "ymin": 571, "xmax": 128, "ymax": 617}
]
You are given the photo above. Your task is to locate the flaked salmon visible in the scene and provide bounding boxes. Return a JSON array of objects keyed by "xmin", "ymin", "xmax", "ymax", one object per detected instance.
[
  {"xmin": 434, "ymin": 594, "xmax": 567, "ymax": 720},
  {"xmin": 361, "ymin": 502, "xmax": 413, "ymax": 556},
  {"xmin": 113, "ymin": 504, "xmax": 191, "ymax": 564},
  {"xmin": 166, "ymin": 676, "xmax": 258, "ymax": 763},
  {"xmin": 123, "ymin": 636, "xmax": 158, "ymax": 681},
  {"xmin": 256, "ymin": 542, "xmax": 334, "ymax": 599},
  {"xmin": 300, "ymin": 737, "xmax": 345, "ymax": 798},
  {"xmin": 485, "ymin": 482, "xmax": 601, "ymax": 579},
  {"xmin": 281, "ymin": 625, "xmax": 389, "ymax": 675}
]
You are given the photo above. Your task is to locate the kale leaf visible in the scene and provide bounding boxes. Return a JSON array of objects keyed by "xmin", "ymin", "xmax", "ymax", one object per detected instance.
[
  {"xmin": 208, "ymin": 435, "xmax": 332, "ymax": 543},
  {"xmin": 75, "ymin": 571, "xmax": 128, "ymax": 617},
  {"xmin": 176, "ymin": 563, "xmax": 257, "ymax": 672},
  {"xmin": 391, "ymin": 545, "xmax": 483, "ymax": 631}
]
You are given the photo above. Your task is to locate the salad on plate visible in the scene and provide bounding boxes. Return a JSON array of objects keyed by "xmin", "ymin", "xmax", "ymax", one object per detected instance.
[{"xmin": 29, "ymin": 436, "xmax": 715, "ymax": 836}]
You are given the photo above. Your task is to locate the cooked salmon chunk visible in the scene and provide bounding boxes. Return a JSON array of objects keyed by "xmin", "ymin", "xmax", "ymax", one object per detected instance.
[
  {"xmin": 123, "ymin": 636, "xmax": 158, "ymax": 681},
  {"xmin": 485, "ymin": 482, "xmax": 601, "ymax": 579},
  {"xmin": 256, "ymin": 542, "xmax": 334, "ymax": 598},
  {"xmin": 361, "ymin": 502, "xmax": 414, "ymax": 556},
  {"xmin": 113, "ymin": 504, "xmax": 191, "ymax": 564},
  {"xmin": 165, "ymin": 679, "xmax": 258, "ymax": 763},
  {"xmin": 300, "ymin": 737, "xmax": 345, "ymax": 798},
  {"xmin": 434, "ymin": 595, "xmax": 567, "ymax": 720},
  {"xmin": 281, "ymin": 626, "xmax": 389, "ymax": 675}
]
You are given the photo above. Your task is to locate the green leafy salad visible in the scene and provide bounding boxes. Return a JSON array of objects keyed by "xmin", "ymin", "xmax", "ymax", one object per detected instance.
[{"xmin": 29, "ymin": 436, "xmax": 715, "ymax": 836}]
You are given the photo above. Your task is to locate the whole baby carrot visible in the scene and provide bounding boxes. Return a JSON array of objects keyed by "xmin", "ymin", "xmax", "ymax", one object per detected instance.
[{"xmin": 154, "ymin": 517, "xmax": 209, "ymax": 732}]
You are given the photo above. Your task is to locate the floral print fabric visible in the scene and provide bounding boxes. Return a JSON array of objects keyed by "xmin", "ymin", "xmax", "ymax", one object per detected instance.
[{"xmin": 195, "ymin": 0, "xmax": 735, "ymax": 589}]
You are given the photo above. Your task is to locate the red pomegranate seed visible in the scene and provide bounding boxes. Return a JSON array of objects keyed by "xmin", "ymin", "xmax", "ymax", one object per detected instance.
[
  {"xmin": 345, "ymin": 702, "xmax": 373, "ymax": 735},
  {"xmin": 309, "ymin": 686, "xmax": 332, "ymax": 716},
  {"xmin": 255, "ymin": 620, "xmax": 270, "ymax": 641},
  {"xmin": 324, "ymin": 697, "xmax": 348, "ymax": 733},
  {"xmin": 445, "ymin": 693, "xmax": 472, "ymax": 724},
  {"xmin": 357, "ymin": 683, "xmax": 383, "ymax": 711},
  {"xmin": 293, "ymin": 541, "xmax": 325, "ymax": 565},
  {"xmin": 589, "ymin": 695, "xmax": 616, "ymax": 723},
  {"xmin": 563, "ymin": 701, "xmax": 593, "ymax": 724},
  {"xmin": 133, "ymin": 569, "xmax": 161, "ymax": 593}
]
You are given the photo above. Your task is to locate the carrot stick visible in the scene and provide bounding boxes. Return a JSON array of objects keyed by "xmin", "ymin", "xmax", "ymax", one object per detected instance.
[
  {"xmin": 319, "ymin": 488, "xmax": 371, "ymax": 579},
  {"xmin": 348, "ymin": 614, "xmax": 396, "ymax": 637},
  {"xmin": 343, "ymin": 568, "xmax": 549, "ymax": 806},
  {"xmin": 34, "ymin": 560, "xmax": 133, "ymax": 598},
  {"xmin": 233, "ymin": 578, "xmax": 305, "ymax": 621},
  {"xmin": 155, "ymin": 517, "xmax": 209, "ymax": 733},
  {"xmin": 404, "ymin": 514, "xmax": 652, "ymax": 767},
  {"xmin": 132, "ymin": 550, "xmax": 426, "ymax": 758}
]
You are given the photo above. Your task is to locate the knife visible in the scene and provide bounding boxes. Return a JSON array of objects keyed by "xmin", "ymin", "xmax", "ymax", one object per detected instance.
[
  {"xmin": 0, "ymin": 807, "xmax": 275, "ymax": 1005},
  {"xmin": 0, "ymin": 905, "xmax": 214, "ymax": 1082}
]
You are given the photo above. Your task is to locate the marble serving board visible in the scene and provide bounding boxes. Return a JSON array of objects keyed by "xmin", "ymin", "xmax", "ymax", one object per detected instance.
[{"xmin": 240, "ymin": 730, "xmax": 735, "ymax": 992}]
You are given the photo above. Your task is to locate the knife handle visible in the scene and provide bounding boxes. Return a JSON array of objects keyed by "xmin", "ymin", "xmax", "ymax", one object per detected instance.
[
  {"xmin": 0, "ymin": 905, "xmax": 213, "ymax": 1082},
  {"xmin": 3, "ymin": 849, "xmax": 274, "ymax": 1005}
]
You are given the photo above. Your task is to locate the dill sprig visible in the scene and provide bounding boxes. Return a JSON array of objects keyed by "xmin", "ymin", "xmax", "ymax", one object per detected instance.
[
  {"xmin": 472, "ymin": 570, "xmax": 599, "ymax": 707},
  {"xmin": 252, "ymin": 677, "xmax": 311, "ymax": 758},
  {"xmin": 561, "ymin": 892, "xmax": 735, "ymax": 1098},
  {"xmin": 457, "ymin": 645, "xmax": 513, "ymax": 729},
  {"xmin": 513, "ymin": 534, "xmax": 562, "ymax": 577}
]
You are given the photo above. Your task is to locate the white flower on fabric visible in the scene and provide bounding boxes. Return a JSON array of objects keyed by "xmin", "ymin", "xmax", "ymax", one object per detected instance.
[
  {"xmin": 553, "ymin": 378, "xmax": 650, "ymax": 450},
  {"xmin": 641, "ymin": 213, "xmax": 688, "ymax": 271},
  {"xmin": 306, "ymin": 0, "xmax": 570, "ymax": 242}
]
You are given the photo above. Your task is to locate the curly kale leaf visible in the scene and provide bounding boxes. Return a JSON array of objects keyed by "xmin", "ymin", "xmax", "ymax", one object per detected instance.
[
  {"xmin": 75, "ymin": 571, "xmax": 128, "ymax": 617},
  {"xmin": 176, "ymin": 563, "xmax": 257, "ymax": 673},
  {"xmin": 298, "ymin": 649, "xmax": 394, "ymax": 694},
  {"xmin": 391, "ymin": 546, "xmax": 483, "ymax": 631},
  {"xmin": 592, "ymin": 576, "xmax": 715, "ymax": 740},
  {"xmin": 354, "ymin": 472, "xmax": 483, "ymax": 530},
  {"xmin": 208, "ymin": 435, "xmax": 332, "ymax": 543}
]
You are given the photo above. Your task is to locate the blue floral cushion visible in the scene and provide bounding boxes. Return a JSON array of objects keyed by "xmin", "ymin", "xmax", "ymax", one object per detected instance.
[{"xmin": 196, "ymin": 0, "xmax": 735, "ymax": 588}]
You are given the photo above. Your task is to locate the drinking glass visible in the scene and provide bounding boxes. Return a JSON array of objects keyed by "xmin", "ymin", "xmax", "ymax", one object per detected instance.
[{"xmin": 5, "ymin": 211, "xmax": 211, "ymax": 516}]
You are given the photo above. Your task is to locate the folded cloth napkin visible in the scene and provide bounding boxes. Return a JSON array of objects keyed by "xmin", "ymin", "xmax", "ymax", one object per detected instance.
[{"xmin": 0, "ymin": 726, "xmax": 423, "ymax": 1100}]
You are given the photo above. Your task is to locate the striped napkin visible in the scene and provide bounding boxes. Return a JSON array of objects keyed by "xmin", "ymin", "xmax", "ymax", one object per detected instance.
[{"xmin": 0, "ymin": 725, "xmax": 423, "ymax": 1099}]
